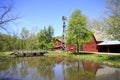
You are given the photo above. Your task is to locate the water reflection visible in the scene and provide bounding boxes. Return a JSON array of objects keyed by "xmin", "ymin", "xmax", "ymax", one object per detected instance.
[{"xmin": 0, "ymin": 57, "xmax": 120, "ymax": 80}]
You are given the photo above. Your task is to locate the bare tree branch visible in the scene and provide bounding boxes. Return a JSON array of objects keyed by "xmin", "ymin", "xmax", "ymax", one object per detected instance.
[
  {"xmin": 0, "ymin": 5, "xmax": 12, "ymax": 19},
  {"xmin": 0, "ymin": 16, "xmax": 18, "ymax": 25},
  {"xmin": 0, "ymin": 0, "xmax": 19, "ymax": 33}
]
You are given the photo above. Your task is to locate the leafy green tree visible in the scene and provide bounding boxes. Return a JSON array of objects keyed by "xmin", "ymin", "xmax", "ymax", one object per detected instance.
[
  {"xmin": 37, "ymin": 26, "xmax": 55, "ymax": 50},
  {"xmin": 38, "ymin": 41, "xmax": 46, "ymax": 50},
  {"xmin": 27, "ymin": 27, "xmax": 39, "ymax": 50},
  {"xmin": 67, "ymin": 9, "xmax": 93, "ymax": 53},
  {"xmin": 104, "ymin": 0, "xmax": 120, "ymax": 40},
  {"xmin": 0, "ymin": 33, "xmax": 13, "ymax": 51},
  {"xmin": 0, "ymin": 33, "xmax": 8, "ymax": 51},
  {"xmin": 20, "ymin": 27, "xmax": 29, "ymax": 49},
  {"xmin": 27, "ymin": 34, "xmax": 38, "ymax": 50},
  {"xmin": 47, "ymin": 26, "xmax": 54, "ymax": 42},
  {"xmin": 37, "ymin": 27, "xmax": 47, "ymax": 42},
  {"xmin": 47, "ymin": 42, "xmax": 55, "ymax": 50}
]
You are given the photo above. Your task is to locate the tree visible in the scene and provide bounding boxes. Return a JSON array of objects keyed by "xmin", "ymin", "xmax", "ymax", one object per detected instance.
[
  {"xmin": 38, "ymin": 41, "xmax": 46, "ymax": 50},
  {"xmin": 86, "ymin": 19, "xmax": 111, "ymax": 41},
  {"xmin": 37, "ymin": 26, "xmax": 55, "ymax": 50},
  {"xmin": 20, "ymin": 27, "xmax": 29, "ymax": 49},
  {"xmin": 27, "ymin": 34, "xmax": 38, "ymax": 50},
  {"xmin": 104, "ymin": 0, "xmax": 120, "ymax": 40},
  {"xmin": 26, "ymin": 27, "xmax": 39, "ymax": 50},
  {"xmin": 67, "ymin": 9, "xmax": 93, "ymax": 53},
  {"xmin": 0, "ymin": 0, "xmax": 18, "ymax": 32},
  {"xmin": 47, "ymin": 26, "xmax": 54, "ymax": 42},
  {"xmin": 0, "ymin": 33, "xmax": 13, "ymax": 51}
]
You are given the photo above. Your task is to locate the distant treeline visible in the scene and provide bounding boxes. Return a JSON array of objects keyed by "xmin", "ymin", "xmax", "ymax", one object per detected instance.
[{"xmin": 0, "ymin": 26, "xmax": 55, "ymax": 51}]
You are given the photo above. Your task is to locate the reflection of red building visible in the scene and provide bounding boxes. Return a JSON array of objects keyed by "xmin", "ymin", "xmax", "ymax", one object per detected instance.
[
  {"xmin": 83, "ymin": 61, "xmax": 100, "ymax": 74},
  {"xmin": 55, "ymin": 57, "xmax": 63, "ymax": 64},
  {"xmin": 53, "ymin": 39, "xmax": 77, "ymax": 53}
]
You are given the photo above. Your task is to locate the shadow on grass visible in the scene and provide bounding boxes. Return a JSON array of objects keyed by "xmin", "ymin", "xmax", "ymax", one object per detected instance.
[
  {"xmin": 106, "ymin": 55, "xmax": 120, "ymax": 61},
  {"xmin": 73, "ymin": 52, "xmax": 94, "ymax": 55}
]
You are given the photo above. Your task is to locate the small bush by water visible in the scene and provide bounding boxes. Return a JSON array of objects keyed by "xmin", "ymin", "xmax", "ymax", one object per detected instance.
[
  {"xmin": 0, "ymin": 52, "xmax": 14, "ymax": 58},
  {"xmin": 0, "ymin": 52, "xmax": 14, "ymax": 62},
  {"xmin": 107, "ymin": 55, "xmax": 120, "ymax": 60}
]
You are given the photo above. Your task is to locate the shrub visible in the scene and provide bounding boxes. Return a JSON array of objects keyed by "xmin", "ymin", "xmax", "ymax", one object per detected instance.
[{"xmin": 107, "ymin": 55, "xmax": 120, "ymax": 60}]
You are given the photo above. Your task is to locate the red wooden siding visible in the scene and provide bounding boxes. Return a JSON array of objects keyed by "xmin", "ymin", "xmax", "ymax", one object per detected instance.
[{"xmin": 82, "ymin": 37, "xmax": 98, "ymax": 52}]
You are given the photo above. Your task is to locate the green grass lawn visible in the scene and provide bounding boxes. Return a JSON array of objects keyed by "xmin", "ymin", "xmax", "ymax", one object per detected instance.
[{"xmin": 45, "ymin": 51, "xmax": 120, "ymax": 68}]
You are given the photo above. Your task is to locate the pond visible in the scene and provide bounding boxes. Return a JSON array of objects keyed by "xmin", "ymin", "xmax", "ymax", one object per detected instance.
[{"xmin": 0, "ymin": 56, "xmax": 120, "ymax": 80}]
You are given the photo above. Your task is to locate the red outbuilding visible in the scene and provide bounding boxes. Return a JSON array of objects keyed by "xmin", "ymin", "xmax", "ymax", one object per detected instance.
[
  {"xmin": 53, "ymin": 39, "xmax": 77, "ymax": 53},
  {"xmin": 53, "ymin": 39, "xmax": 63, "ymax": 51}
]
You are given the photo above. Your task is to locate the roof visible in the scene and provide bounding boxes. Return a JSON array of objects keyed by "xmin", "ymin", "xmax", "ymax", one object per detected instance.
[
  {"xmin": 56, "ymin": 39, "xmax": 62, "ymax": 42},
  {"xmin": 97, "ymin": 40, "xmax": 120, "ymax": 46},
  {"xmin": 93, "ymin": 30, "xmax": 111, "ymax": 41}
]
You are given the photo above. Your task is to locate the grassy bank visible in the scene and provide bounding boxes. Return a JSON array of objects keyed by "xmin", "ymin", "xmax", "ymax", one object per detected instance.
[
  {"xmin": 1, "ymin": 51, "xmax": 120, "ymax": 67},
  {"xmin": 45, "ymin": 51, "xmax": 120, "ymax": 68},
  {"xmin": 0, "ymin": 52, "xmax": 15, "ymax": 62}
]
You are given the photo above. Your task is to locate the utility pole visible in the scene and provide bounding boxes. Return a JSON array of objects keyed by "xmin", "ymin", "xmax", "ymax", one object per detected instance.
[{"xmin": 62, "ymin": 16, "xmax": 67, "ymax": 51}]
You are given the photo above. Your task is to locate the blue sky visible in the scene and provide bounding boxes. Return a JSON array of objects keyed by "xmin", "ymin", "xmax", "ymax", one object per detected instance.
[{"xmin": 10, "ymin": 0, "xmax": 106, "ymax": 36}]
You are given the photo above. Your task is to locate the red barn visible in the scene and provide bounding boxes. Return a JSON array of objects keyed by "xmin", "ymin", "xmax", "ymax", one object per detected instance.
[
  {"xmin": 54, "ymin": 36, "xmax": 120, "ymax": 53},
  {"xmin": 82, "ymin": 35, "xmax": 120, "ymax": 53}
]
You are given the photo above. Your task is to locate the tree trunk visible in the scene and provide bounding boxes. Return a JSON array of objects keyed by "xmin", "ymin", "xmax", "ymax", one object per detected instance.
[{"xmin": 77, "ymin": 41, "xmax": 79, "ymax": 53}]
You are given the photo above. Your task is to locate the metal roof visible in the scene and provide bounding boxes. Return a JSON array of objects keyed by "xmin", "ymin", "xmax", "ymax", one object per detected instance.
[{"xmin": 97, "ymin": 40, "xmax": 120, "ymax": 45}]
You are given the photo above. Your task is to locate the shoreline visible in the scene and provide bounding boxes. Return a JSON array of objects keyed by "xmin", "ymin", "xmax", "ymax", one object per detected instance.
[
  {"xmin": 0, "ymin": 51, "xmax": 120, "ymax": 68},
  {"xmin": 45, "ymin": 51, "xmax": 120, "ymax": 68}
]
